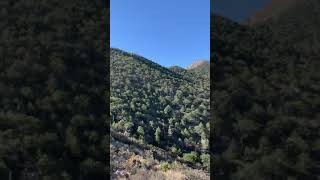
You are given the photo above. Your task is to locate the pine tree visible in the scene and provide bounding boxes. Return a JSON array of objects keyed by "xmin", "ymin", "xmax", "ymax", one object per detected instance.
[{"xmin": 155, "ymin": 127, "xmax": 161, "ymax": 145}]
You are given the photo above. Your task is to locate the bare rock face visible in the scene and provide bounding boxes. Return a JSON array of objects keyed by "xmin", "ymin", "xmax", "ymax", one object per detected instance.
[{"xmin": 187, "ymin": 60, "xmax": 209, "ymax": 70}]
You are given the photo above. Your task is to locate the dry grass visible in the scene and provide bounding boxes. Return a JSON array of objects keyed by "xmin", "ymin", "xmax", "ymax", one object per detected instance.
[
  {"xmin": 163, "ymin": 170, "xmax": 187, "ymax": 180},
  {"xmin": 111, "ymin": 138, "xmax": 209, "ymax": 180},
  {"xmin": 128, "ymin": 168, "xmax": 209, "ymax": 180}
]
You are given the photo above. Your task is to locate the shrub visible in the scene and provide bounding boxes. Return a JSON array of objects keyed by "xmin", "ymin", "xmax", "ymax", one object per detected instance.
[
  {"xmin": 160, "ymin": 162, "xmax": 170, "ymax": 172},
  {"xmin": 182, "ymin": 152, "xmax": 198, "ymax": 163},
  {"xmin": 200, "ymin": 154, "xmax": 210, "ymax": 170}
]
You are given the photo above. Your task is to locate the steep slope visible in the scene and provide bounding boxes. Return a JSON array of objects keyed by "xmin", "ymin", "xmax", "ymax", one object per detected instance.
[
  {"xmin": 249, "ymin": 0, "xmax": 320, "ymax": 54},
  {"xmin": 111, "ymin": 130, "xmax": 209, "ymax": 180},
  {"xmin": 110, "ymin": 48, "xmax": 210, "ymax": 179},
  {"xmin": 187, "ymin": 60, "xmax": 210, "ymax": 78},
  {"xmin": 0, "ymin": 1, "xmax": 107, "ymax": 179},
  {"xmin": 247, "ymin": 0, "xmax": 304, "ymax": 23},
  {"xmin": 211, "ymin": 14, "xmax": 320, "ymax": 180},
  {"xmin": 187, "ymin": 60, "xmax": 209, "ymax": 70},
  {"xmin": 168, "ymin": 66, "xmax": 194, "ymax": 82}
]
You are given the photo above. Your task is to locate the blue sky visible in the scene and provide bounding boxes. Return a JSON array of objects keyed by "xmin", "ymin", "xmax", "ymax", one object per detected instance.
[
  {"xmin": 211, "ymin": 0, "xmax": 271, "ymax": 22},
  {"xmin": 111, "ymin": 0, "xmax": 210, "ymax": 68}
]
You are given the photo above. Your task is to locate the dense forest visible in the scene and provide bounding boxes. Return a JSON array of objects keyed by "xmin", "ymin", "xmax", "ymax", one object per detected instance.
[
  {"xmin": 110, "ymin": 48, "xmax": 210, "ymax": 179},
  {"xmin": 211, "ymin": 0, "xmax": 320, "ymax": 179},
  {"xmin": 0, "ymin": 1, "xmax": 108, "ymax": 179}
]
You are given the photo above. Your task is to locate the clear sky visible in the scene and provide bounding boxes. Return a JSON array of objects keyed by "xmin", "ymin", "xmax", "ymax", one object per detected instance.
[
  {"xmin": 111, "ymin": 0, "xmax": 210, "ymax": 68},
  {"xmin": 211, "ymin": 0, "xmax": 271, "ymax": 22}
]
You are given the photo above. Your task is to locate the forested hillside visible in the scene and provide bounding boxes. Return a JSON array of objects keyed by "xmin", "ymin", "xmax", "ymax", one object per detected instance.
[
  {"xmin": 211, "ymin": 1, "xmax": 320, "ymax": 179},
  {"xmin": 249, "ymin": 0, "xmax": 320, "ymax": 55},
  {"xmin": 110, "ymin": 48, "xmax": 210, "ymax": 179},
  {"xmin": 0, "ymin": 1, "xmax": 108, "ymax": 179}
]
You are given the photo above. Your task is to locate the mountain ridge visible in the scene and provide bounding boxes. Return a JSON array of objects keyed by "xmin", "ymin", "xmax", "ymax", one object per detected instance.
[
  {"xmin": 187, "ymin": 60, "xmax": 209, "ymax": 70},
  {"xmin": 111, "ymin": 47, "xmax": 209, "ymax": 76},
  {"xmin": 248, "ymin": 0, "xmax": 320, "ymax": 54},
  {"xmin": 110, "ymin": 47, "xmax": 210, "ymax": 179},
  {"xmin": 211, "ymin": 2, "xmax": 320, "ymax": 179},
  {"xmin": 247, "ymin": 0, "xmax": 304, "ymax": 24}
]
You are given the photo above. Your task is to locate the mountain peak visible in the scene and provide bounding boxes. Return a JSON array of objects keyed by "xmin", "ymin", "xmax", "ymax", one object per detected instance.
[
  {"xmin": 187, "ymin": 60, "xmax": 209, "ymax": 70},
  {"xmin": 248, "ymin": 0, "xmax": 304, "ymax": 24}
]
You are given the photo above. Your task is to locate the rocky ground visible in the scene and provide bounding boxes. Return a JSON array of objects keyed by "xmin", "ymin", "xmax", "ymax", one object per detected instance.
[{"xmin": 110, "ymin": 135, "xmax": 209, "ymax": 180}]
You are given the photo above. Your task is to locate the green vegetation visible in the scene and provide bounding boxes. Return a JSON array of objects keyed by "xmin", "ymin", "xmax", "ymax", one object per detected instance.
[
  {"xmin": 200, "ymin": 154, "xmax": 210, "ymax": 170},
  {"xmin": 160, "ymin": 162, "xmax": 170, "ymax": 172},
  {"xmin": 0, "ymin": 0, "xmax": 108, "ymax": 179},
  {"xmin": 111, "ymin": 138, "xmax": 209, "ymax": 180},
  {"xmin": 182, "ymin": 152, "xmax": 198, "ymax": 164},
  {"xmin": 211, "ymin": 1, "xmax": 320, "ymax": 178},
  {"xmin": 110, "ymin": 48, "xmax": 210, "ymax": 173}
]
